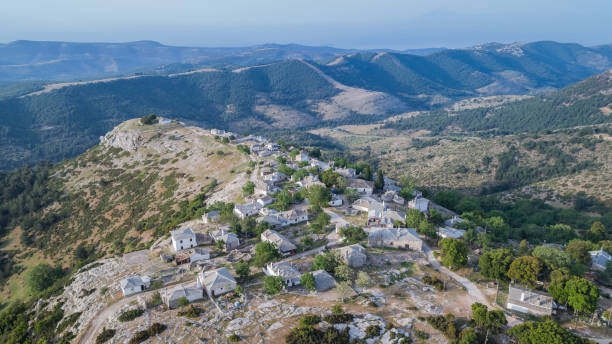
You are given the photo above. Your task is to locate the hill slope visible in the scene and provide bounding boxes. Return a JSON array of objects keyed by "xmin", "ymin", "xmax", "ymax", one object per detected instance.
[
  {"xmin": 1, "ymin": 41, "xmax": 611, "ymax": 170},
  {"xmin": 0, "ymin": 119, "xmax": 249, "ymax": 300},
  {"xmin": 385, "ymin": 70, "xmax": 612, "ymax": 134}
]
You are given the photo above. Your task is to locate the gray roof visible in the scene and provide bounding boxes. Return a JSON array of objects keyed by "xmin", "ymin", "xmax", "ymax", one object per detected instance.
[
  {"xmin": 590, "ymin": 249, "xmax": 612, "ymax": 268},
  {"xmin": 507, "ymin": 285, "xmax": 553, "ymax": 314},
  {"xmin": 367, "ymin": 227, "xmax": 421, "ymax": 243},
  {"xmin": 120, "ymin": 276, "xmax": 150, "ymax": 289},
  {"xmin": 267, "ymin": 261, "xmax": 301, "ymax": 279},
  {"xmin": 171, "ymin": 227, "xmax": 195, "ymax": 241},
  {"xmin": 336, "ymin": 244, "xmax": 367, "ymax": 267},
  {"xmin": 261, "ymin": 229, "xmax": 296, "ymax": 252},
  {"xmin": 200, "ymin": 267, "xmax": 236, "ymax": 291},
  {"xmin": 164, "ymin": 282, "xmax": 202, "ymax": 302}
]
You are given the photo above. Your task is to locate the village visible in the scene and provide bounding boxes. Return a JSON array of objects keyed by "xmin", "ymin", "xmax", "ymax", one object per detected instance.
[{"xmin": 48, "ymin": 122, "xmax": 612, "ymax": 344}]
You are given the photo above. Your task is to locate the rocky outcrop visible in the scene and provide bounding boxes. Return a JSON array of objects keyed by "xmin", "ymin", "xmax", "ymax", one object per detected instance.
[{"xmin": 100, "ymin": 123, "xmax": 144, "ymax": 152}]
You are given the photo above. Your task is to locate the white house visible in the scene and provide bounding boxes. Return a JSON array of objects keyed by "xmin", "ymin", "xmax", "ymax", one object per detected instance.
[
  {"xmin": 199, "ymin": 267, "xmax": 237, "ymax": 297},
  {"xmin": 264, "ymin": 172, "xmax": 287, "ymax": 183},
  {"xmin": 257, "ymin": 195, "xmax": 275, "ymax": 206},
  {"xmin": 281, "ymin": 209, "xmax": 309, "ymax": 225},
  {"xmin": 202, "ymin": 210, "xmax": 220, "ymax": 224},
  {"xmin": 408, "ymin": 197, "xmax": 430, "ymax": 213},
  {"xmin": 367, "ymin": 227, "xmax": 423, "ymax": 251},
  {"xmin": 265, "ymin": 262, "xmax": 301, "ymax": 287},
  {"xmin": 257, "ymin": 214, "xmax": 287, "ymax": 228},
  {"xmin": 233, "ymin": 202, "xmax": 262, "ymax": 219},
  {"xmin": 190, "ymin": 248, "xmax": 211, "ymax": 262},
  {"xmin": 438, "ymin": 226, "xmax": 466, "ymax": 239},
  {"xmin": 261, "ymin": 229, "xmax": 297, "ymax": 256},
  {"xmin": 119, "ymin": 276, "xmax": 151, "ymax": 296},
  {"xmin": 352, "ymin": 197, "xmax": 380, "ymax": 212},
  {"xmin": 210, "ymin": 129, "xmax": 226, "ymax": 136},
  {"xmin": 348, "ymin": 178, "xmax": 374, "ymax": 195},
  {"xmin": 209, "ymin": 229, "xmax": 240, "ymax": 251},
  {"xmin": 506, "ymin": 285, "xmax": 553, "ymax": 316},
  {"xmin": 170, "ymin": 227, "xmax": 197, "ymax": 252},
  {"xmin": 297, "ymin": 175, "xmax": 325, "ymax": 189},
  {"xmin": 296, "ymin": 151, "xmax": 310, "ymax": 162},
  {"xmin": 590, "ymin": 249, "xmax": 612, "ymax": 270},
  {"xmin": 329, "ymin": 196, "xmax": 343, "ymax": 207},
  {"xmin": 266, "ymin": 142, "xmax": 280, "ymax": 150},
  {"xmin": 162, "ymin": 282, "xmax": 204, "ymax": 308},
  {"xmin": 445, "ymin": 216, "xmax": 463, "ymax": 227}
]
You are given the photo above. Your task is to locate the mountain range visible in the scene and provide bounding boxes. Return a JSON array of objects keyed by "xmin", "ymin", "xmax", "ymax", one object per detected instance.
[{"xmin": 1, "ymin": 40, "xmax": 612, "ymax": 169}]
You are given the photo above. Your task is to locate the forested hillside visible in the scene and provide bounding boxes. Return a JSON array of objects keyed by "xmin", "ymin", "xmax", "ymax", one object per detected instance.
[
  {"xmin": 1, "ymin": 41, "xmax": 611, "ymax": 170},
  {"xmin": 385, "ymin": 70, "xmax": 612, "ymax": 134}
]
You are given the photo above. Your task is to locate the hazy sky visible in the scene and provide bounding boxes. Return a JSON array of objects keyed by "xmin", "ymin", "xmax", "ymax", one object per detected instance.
[{"xmin": 2, "ymin": 0, "xmax": 611, "ymax": 49}]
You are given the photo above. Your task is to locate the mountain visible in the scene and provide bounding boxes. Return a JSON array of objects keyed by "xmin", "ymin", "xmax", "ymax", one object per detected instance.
[
  {"xmin": 0, "ymin": 40, "xmax": 354, "ymax": 82},
  {"xmin": 1, "ymin": 41, "xmax": 612, "ymax": 170},
  {"xmin": 385, "ymin": 69, "xmax": 612, "ymax": 134}
]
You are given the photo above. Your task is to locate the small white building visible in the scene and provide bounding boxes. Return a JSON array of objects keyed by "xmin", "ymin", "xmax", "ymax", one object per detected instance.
[
  {"xmin": 329, "ymin": 196, "xmax": 343, "ymax": 207},
  {"xmin": 261, "ymin": 229, "xmax": 297, "ymax": 256},
  {"xmin": 265, "ymin": 262, "xmax": 301, "ymax": 287},
  {"xmin": 119, "ymin": 276, "xmax": 151, "ymax": 296},
  {"xmin": 199, "ymin": 267, "xmax": 237, "ymax": 297},
  {"xmin": 266, "ymin": 142, "xmax": 280, "ymax": 151},
  {"xmin": 257, "ymin": 195, "xmax": 275, "ymax": 206},
  {"xmin": 209, "ymin": 228, "xmax": 240, "ymax": 251},
  {"xmin": 281, "ymin": 209, "xmax": 309, "ymax": 225},
  {"xmin": 438, "ymin": 226, "xmax": 466, "ymax": 239},
  {"xmin": 210, "ymin": 129, "xmax": 226, "ymax": 136},
  {"xmin": 234, "ymin": 202, "xmax": 262, "ymax": 219},
  {"xmin": 264, "ymin": 172, "xmax": 287, "ymax": 183},
  {"xmin": 295, "ymin": 151, "xmax": 310, "ymax": 162},
  {"xmin": 348, "ymin": 179, "xmax": 374, "ymax": 195},
  {"xmin": 190, "ymin": 248, "xmax": 211, "ymax": 262},
  {"xmin": 408, "ymin": 197, "xmax": 430, "ymax": 213},
  {"xmin": 590, "ymin": 249, "xmax": 612, "ymax": 270},
  {"xmin": 162, "ymin": 282, "xmax": 204, "ymax": 308},
  {"xmin": 170, "ymin": 227, "xmax": 197, "ymax": 252},
  {"xmin": 506, "ymin": 285, "xmax": 553, "ymax": 316}
]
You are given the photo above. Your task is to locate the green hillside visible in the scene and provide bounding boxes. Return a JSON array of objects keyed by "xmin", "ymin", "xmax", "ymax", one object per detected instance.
[{"xmin": 385, "ymin": 70, "xmax": 612, "ymax": 134}]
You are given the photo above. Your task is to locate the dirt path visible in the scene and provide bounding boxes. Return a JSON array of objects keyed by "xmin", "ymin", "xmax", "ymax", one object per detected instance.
[{"xmin": 21, "ymin": 75, "xmax": 146, "ymax": 97}]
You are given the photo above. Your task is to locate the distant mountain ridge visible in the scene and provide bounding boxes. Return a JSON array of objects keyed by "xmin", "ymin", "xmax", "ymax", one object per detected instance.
[
  {"xmin": 1, "ymin": 40, "xmax": 612, "ymax": 169},
  {"xmin": 0, "ymin": 40, "xmax": 445, "ymax": 83}
]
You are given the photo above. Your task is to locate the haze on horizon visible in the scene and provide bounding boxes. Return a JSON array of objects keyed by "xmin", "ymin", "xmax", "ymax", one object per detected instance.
[{"xmin": 1, "ymin": 0, "xmax": 611, "ymax": 50}]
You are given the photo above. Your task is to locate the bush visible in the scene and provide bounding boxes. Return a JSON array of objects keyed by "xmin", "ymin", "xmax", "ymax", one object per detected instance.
[
  {"xmin": 264, "ymin": 275, "xmax": 285, "ymax": 295},
  {"xmin": 423, "ymin": 275, "xmax": 444, "ymax": 291},
  {"xmin": 323, "ymin": 313, "xmax": 354, "ymax": 324},
  {"xmin": 95, "ymin": 328, "xmax": 116, "ymax": 344},
  {"xmin": 427, "ymin": 314, "xmax": 457, "ymax": 340},
  {"xmin": 118, "ymin": 308, "xmax": 144, "ymax": 322},
  {"xmin": 146, "ymin": 291, "xmax": 162, "ymax": 308},
  {"xmin": 139, "ymin": 114, "xmax": 158, "ymax": 125},
  {"xmin": 178, "ymin": 305, "xmax": 203, "ymax": 318},
  {"xmin": 299, "ymin": 314, "xmax": 322, "ymax": 327},
  {"xmin": 228, "ymin": 334, "xmax": 241, "ymax": 342},
  {"xmin": 128, "ymin": 323, "xmax": 167, "ymax": 344},
  {"xmin": 365, "ymin": 325, "xmax": 381, "ymax": 339}
]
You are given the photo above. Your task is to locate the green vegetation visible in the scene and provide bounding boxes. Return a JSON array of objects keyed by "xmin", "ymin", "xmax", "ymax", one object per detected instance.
[
  {"xmin": 471, "ymin": 302, "xmax": 507, "ymax": 344},
  {"xmin": 263, "ymin": 275, "xmax": 285, "ymax": 295},
  {"xmin": 427, "ymin": 314, "xmax": 458, "ymax": 340},
  {"xmin": 301, "ymin": 272, "xmax": 316, "ymax": 291},
  {"xmin": 128, "ymin": 323, "xmax": 167, "ymax": 344},
  {"xmin": 26, "ymin": 263, "xmax": 65, "ymax": 294},
  {"xmin": 95, "ymin": 328, "xmax": 116, "ymax": 344},
  {"xmin": 139, "ymin": 114, "xmax": 158, "ymax": 125},
  {"xmin": 478, "ymin": 249, "xmax": 514, "ymax": 281},
  {"xmin": 339, "ymin": 226, "xmax": 366, "ymax": 244},
  {"xmin": 507, "ymin": 319, "xmax": 588, "ymax": 344},
  {"xmin": 118, "ymin": 308, "xmax": 144, "ymax": 322},
  {"xmin": 439, "ymin": 238, "xmax": 468, "ymax": 270},
  {"xmin": 253, "ymin": 242, "xmax": 280, "ymax": 267}
]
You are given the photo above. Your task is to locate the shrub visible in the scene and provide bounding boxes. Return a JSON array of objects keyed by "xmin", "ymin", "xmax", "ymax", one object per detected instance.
[
  {"xmin": 228, "ymin": 334, "xmax": 241, "ymax": 342},
  {"xmin": 299, "ymin": 314, "xmax": 321, "ymax": 327},
  {"xmin": 365, "ymin": 325, "xmax": 381, "ymax": 339},
  {"xmin": 178, "ymin": 305, "xmax": 203, "ymax": 318},
  {"xmin": 118, "ymin": 308, "xmax": 144, "ymax": 322},
  {"xmin": 423, "ymin": 275, "xmax": 444, "ymax": 291},
  {"xmin": 427, "ymin": 314, "xmax": 457, "ymax": 339},
  {"xmin": 95, "ymin": 328, "xmax": 116, "ymax": 344},
  {"xmin": 323, "ymin": 313, "xmax": 354, "ymax": 324},
  {"xmin": 177, "ymin": 296, "xmax": 190, "ymax": 307},
  {"xmin": 146, "ymin": 291, "xmax": 162, "ymax": 308}
]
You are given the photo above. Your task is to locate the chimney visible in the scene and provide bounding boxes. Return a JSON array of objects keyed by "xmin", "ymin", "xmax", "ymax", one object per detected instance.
[{"xmin": 520, "ymin": 292, "xmax": 525, "ymax": 302}]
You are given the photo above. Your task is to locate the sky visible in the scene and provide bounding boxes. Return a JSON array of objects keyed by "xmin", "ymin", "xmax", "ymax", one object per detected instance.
[{"xmin": 1, "ymin": 0, "xmax": 611, "ymax": 49}]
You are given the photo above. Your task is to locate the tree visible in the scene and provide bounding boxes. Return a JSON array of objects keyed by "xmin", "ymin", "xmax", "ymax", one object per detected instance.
[
  {"xmin": 519, "ymin": 239, "xmax": 529, "ymax": 255},
  {"xmin": 339, "ymin": 226, "xmax": 366, "ymax": 244},
  {"xmin": 234, "ymin": 285, "xmax": 243, "ymax": 295},
  {"xmin": 301, "ymin": 272, "xmax": 316, "ymax": 291},
  {"xmin": 566, "ymin": 240, "xmax": 593, "ymax": 265},
  {"xmin": 507, "ymin": 319, "xmax": 587, "ymax": 344},
  {"xmin": 485, "ymin": 216, "xmax": 509, "ymax": 242},
  {"xmin": 335, "ymin": 282, "xmax": 353, "ymax": 302},
  {"xmin": 588, "ymin": 221, "xmax": 606, "ymax": 242},
  {"xmin": 405, "ymin": 209, "xmax": 425, "ymax": 228},
  {"xmin": 344, "ymin": 188, "xmax": 360, "ymax": 204},
  {"xmin": 26, "ymin": 263, "xmax": 63, "ymax": 294},
  {"xmin": 440, "ymin": 238, "xmax": 468, "ymax": 270},
  {"xmin": 532, "ymin": 245, "xmax": 573, "ymax": 271},
  {"xmin": 334, "ymin": 265, "xmax": 354, "ymax": 282},
  {"xmin": 264, "ymin": 276, "xmax": 285, "ymax": 295},
  {"xmin": 311, "ymin": 251, "xmax": 339, "ymax": 273},
  {"xmin": 547, "ymin": 274, "xmax": 570, "ymax": 305},
  {"xmin": 458, "ymin": 328, "xmax": 480, "ymax": 344},
  {"xmin": 374, "ymin": 170, "xmax": 384, "ymax": 192},
  {"xmin": 234, "ymin": 260, "xmax": 250, "ymax": 281},
  {"xmin": 310, "ymin": 212, "xmax": 331, "ymax": 232},
  {"xmin": 253, "ymin": 242, "xmax": 280, "ymax": 267},
  {"xmin": 306, "ymin": 185, "xmax": 331, "ymax": 208},
  {"xmin": 242, "ymin": 181, "xmax": 255, "ymax": 196},
  {"xmin": 355, "ymin": 271, "xmax": 374, "ymax": 289},
  {"xmin": 418, "ymin": 219, "xmax": 437, "ymax": 239},
  {"xmin": 140, "ymin": 114, "xmax": 158, "ymax": 125},
  {"xmin": 471, "ymin": 302, "xmax": 507, "ymax": 344},
  {"xmin": 507, "ymin": 256, "xmax": 544, "ymax": 286},
  {"xmin": 478, "ymin": 248, "xmax": 514, "ymax": 281},
  {"xmin": 564, "ymin": 276, "xmax": 600, "ymax": 314}
]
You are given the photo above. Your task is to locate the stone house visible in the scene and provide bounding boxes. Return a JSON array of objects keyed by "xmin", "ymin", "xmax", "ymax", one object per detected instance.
[
  {"xmin": 170, "ymin": 227, "xmax": 197, "ymax": 252},
  {"xmin": 199, "ymin": 267, "xmax": 237, "ymax": 298},
  {"xmin": 367, "ymin": 227, "xmax": 423, "ymax": 251},
  {"xmin": 265, "ymin": 262, "xmax": 301, "ymax": 287},
  {"xmin": 261, "ymin": 229, "xmax": 297, "ymax": 256},
  {"xmin": 119, "ymin": 276, "xmax": 151, "ymax": 296},
  {"xmin": 162, "ymin": 282, "xmax": 204, "ymax": 308},
  {"xmin": 336, "ymin": 244, "xmax": 367, "ymax": 268}
]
